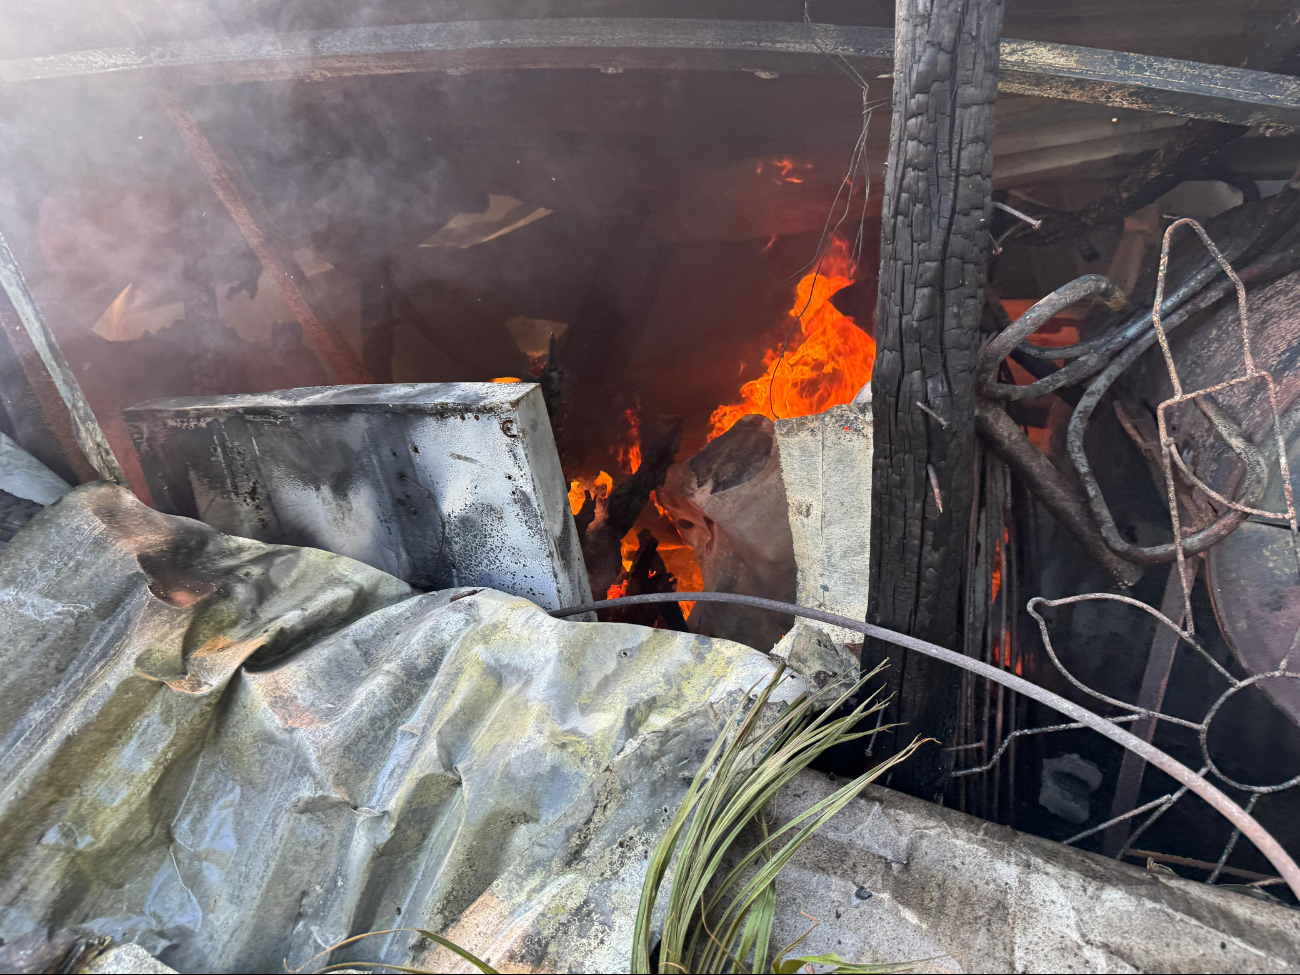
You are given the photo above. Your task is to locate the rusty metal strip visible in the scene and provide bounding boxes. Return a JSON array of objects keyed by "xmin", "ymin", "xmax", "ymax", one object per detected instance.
[
  {"xmin": 1102, "ymin": 561, "xmax": 1199, "ymax": 857},
  {"xmin": 4, "ymin": 20, "xmax": 1300, "ymax": 129},
  {"xmin": 155, "ymin": 88, "xmax": 372, "ymax": 386}
]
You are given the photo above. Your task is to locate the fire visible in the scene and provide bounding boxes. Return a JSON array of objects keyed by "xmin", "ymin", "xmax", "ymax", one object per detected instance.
[
  {"xmin": 709, "ymin": 237, "xmax": 874, "ymax": 439},
  {"xmin": 616, "ymin": 405, "xmax": 642, "ymax": 474},
  {"xmin": 492, "ymin": 376, "xmax": 521, "ymax": 383},
  {"xmin": 607, "ymin": 579, "xmax": 628, "ymax": 600},
  {"xmin": 990, "ymin": 527, "xmax": 1009, "ymax": 603},
  {"xmin": 650, "ymin": 490, "xmax": 668, "ymax": 519},
  {"xmin": 568, "ymin": 470, "xmax": 614, "ymax": 515},
  {"xmin": 757, "ymin": 157, "xmax": 811, "ymax": 185}
]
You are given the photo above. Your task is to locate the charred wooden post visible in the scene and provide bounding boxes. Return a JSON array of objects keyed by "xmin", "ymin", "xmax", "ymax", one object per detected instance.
[{"xmin": 868, "ymin": 0, "xmax": 1005, "ymax": 797}]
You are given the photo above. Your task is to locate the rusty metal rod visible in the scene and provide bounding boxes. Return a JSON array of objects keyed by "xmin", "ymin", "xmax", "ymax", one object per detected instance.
[
  {"xmin": 1102, "ymin": 561, "xmax": 1199, "ymax": 857},
  {"xmin": 550, "ymin": 590, "xmax": 1300, "ymax": 900},
  {"xmin": 156, "ymin": 88, "xmax": 372, "ymax": 385},
  {"xmin": 975, "ymin": 400, "xmax": 1141, "ymax": 586},
  {"xmin": 976, "ymin": 274, "xmax": 1127, "ymax": 399}
]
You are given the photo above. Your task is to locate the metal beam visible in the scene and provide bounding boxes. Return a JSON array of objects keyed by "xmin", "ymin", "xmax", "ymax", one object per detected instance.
[
  {"xmin": 0, "ymin": 231, "xmax": 127, "ymax": 485},
  {"xmin": 2, "ymin": 19, "xmax": 1299, "ymax": 131},
  {"xmin": 156, "ymin": 89, "xmax": 372, "ymax": 385}
]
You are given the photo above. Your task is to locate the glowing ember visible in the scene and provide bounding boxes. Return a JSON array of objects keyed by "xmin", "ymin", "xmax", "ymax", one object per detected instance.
[
  {"xmin": 756, "ymin": 156, "xmax": 812, "ymax": 185},
  {"xmin": 650, "ymin": 490, "xmax": 669, "ymax": 519},
  {"xmin": 492, "ymin": 376, "xmax": 521, "ymax": 383},
  {"xmin": 709, "ymin": 237, "xmax": 874, "ymax": 439},
  {"xmin": 615, "ymin": 405, "xmax": 642, "ymax": 474},
  {"xmin": 607, "ymin": 579, "xmax": 628, "ymax": 600},
  {"xmin": 568, "ymin": 470, "xmax": 614, "ymax": 515}
]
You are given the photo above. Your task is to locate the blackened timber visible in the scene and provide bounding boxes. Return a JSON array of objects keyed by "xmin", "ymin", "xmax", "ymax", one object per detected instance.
[
  {"xmin": 4, "ymin": 20, "xmax": 1300, "ymax": 131},
  {"xmin": 867, "ymin": 0, "xmax": 1004, "ymax": 798}
]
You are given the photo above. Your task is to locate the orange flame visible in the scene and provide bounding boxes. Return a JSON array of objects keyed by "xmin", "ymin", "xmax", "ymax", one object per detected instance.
[
  {"xmin": 616, "ymin": 405, "xmax": 642, "ymax": 474},
  {"xmin": 650, "ymin": 490, "xmax": 669, "ymax": 519},
  {"xmin": 568, "ymin": 470, "xmax": 615, "ymax": 516},
  {"xmin": 758, "ymin": 156, "xmax": 811, "ymax": 185},
  {"xmin": 709, "ymin": 237, "xmax": 874, "ymax": 439},
  {"xmin": 607, "ymin": 579, "xmax": 628, "ymax": 600},
  {"xmin": 990, "ymin": 527, "xmax": 1009, "ymax": 603}
]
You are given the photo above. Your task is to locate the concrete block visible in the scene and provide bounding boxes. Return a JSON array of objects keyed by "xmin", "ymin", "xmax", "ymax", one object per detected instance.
[
  {"xmin": 80, "ymin": 944, "xmax": 177, "ymax": 974},
  {"xmin": 125, "ymin": 382, "xmax": 588, "ymax": 610},
  {"xmin": 775, "ymin": 399, "xmax": 872, "ymax": 644},
  {"xmin": 763, "ymin": 771, "xmax": 1300, "ymax": 973}
]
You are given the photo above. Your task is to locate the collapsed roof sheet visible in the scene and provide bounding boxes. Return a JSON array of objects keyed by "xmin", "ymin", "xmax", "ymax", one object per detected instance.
[{"xmin": 0, "ymin": 482, "xmax": 786, "ymax": 972}]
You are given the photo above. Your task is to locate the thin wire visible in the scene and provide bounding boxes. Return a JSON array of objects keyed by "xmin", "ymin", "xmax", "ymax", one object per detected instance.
[
  {"xmin": 1028, "ymin": 596, "xmax": 1226, "ymax": 727},
  {"xmin": 1208, "ymin": 794, "xmax": 1260, "ymax": 884},
  {"xmin": 767, "ymin": 90, "xmax": 873, "ymax": 421},
  {"xmin": 762, "ymin": 0, "xmax": 879, "ymax": 421},
  {"xmin": 1148, "ymin": 219, "xmax": 1300, "ymax": 629},
  {"xmin": 1119, "ymin": 781, "xmax": 1196, "ymax": 856},
  {"xmin": 1064, "ymin": 794, "xmax": 1177, "ymax": 847},
  {"xmin": 952, "ymin": 715, "xmax": 1141, "ymax": 778}
]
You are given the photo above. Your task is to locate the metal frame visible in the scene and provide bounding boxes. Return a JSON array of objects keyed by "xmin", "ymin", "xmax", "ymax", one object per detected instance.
[{"xmin": 3, "ymin": 19, "xmax": 1300, "ymax": 130}]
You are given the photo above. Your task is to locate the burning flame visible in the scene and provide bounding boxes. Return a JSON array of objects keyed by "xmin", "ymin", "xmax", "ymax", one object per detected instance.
[
  {"xmin": 616, "ymin": 405, "xmax": 642, "ymax": 474},
  {"xmin": 756, "ymin": 157, "xmax": 811, "ymax": 185},
  {"xmin": 990, "ymin": 527, "xmax": 1009, "ymax": 603},
  {"xmin": 650, "ymin": 490, "xmax": 669, "ymax": 519},
  {"xmin": 568, "ymin": 470, "xmax": 614, "ymax": 515},
  {"xmin": 492, "ymin": 376, "xmax": 521, "ymax": 383},
  {"xmin": 709, "ymin": 237, "xmax": 874, "ymax": 439},
  {"xmin": 607, "ymin": 579, "xmax": 628, "ymax": 600}
]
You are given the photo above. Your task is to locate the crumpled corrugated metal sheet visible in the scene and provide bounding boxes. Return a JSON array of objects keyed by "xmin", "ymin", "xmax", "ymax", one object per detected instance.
[{"xmin": 0, "ymin": 482, "xmax": 792, "ymax": 974}]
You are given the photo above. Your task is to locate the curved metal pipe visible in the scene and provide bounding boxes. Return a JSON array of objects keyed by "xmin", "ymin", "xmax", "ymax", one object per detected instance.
[
  {"xmin": 979, "ymin": 264, "xmax": 1220, "ymax": 401},
  {"xmin": 977, "ymin": 274, "xmax": 1127, "ymax": 400},
  {"xmin": 550, "ymin": 591, "xmax": 1300, "ymax": 899}
]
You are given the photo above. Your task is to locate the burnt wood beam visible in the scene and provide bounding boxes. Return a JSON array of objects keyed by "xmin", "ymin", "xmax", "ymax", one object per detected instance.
[
  {"xmin": 867, "ymin": 0, "xmax": 1004, "ymax": 799},
  {"xmin": 4, "ymin": 19, "xmax": 1300, "ymax": 131}
]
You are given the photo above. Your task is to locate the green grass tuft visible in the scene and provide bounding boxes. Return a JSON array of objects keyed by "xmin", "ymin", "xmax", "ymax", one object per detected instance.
[{"xmin": 632, "ymin": 663, "xmax": 926, "ymax": 975}]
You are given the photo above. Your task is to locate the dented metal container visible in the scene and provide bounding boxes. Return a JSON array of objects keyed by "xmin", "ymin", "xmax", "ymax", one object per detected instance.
[{"xmin": 125, "ymin": 382, "xmax": 588, "ymax": 609}]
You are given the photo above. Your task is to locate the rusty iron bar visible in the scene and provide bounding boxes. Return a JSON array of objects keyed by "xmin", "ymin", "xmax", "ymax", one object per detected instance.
[
  {"xmin": 156, "ymin": 88, "xmax": 372, "ymax": 386},
  {"xmin": 1125, "ymin": 847, "xmax": 1283, "ymax": 886},
  {"xmin": 975, "ymin": 273, "xmax": 1128, "ymax": 399},
  {"xmin": 550, "ymin": 590, "xmax": 1300, "ymax": 899},
  {"xmin": 975, "ymin": 400, "xmax": 1142, "ymax": 585},
  {"xmin": 0, "ymin": 231, "xmax": 127, "ymax": 485},
  {"xmin": 1102, "ymin": 561, "xmax": 1199, "ymax": 857}
]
